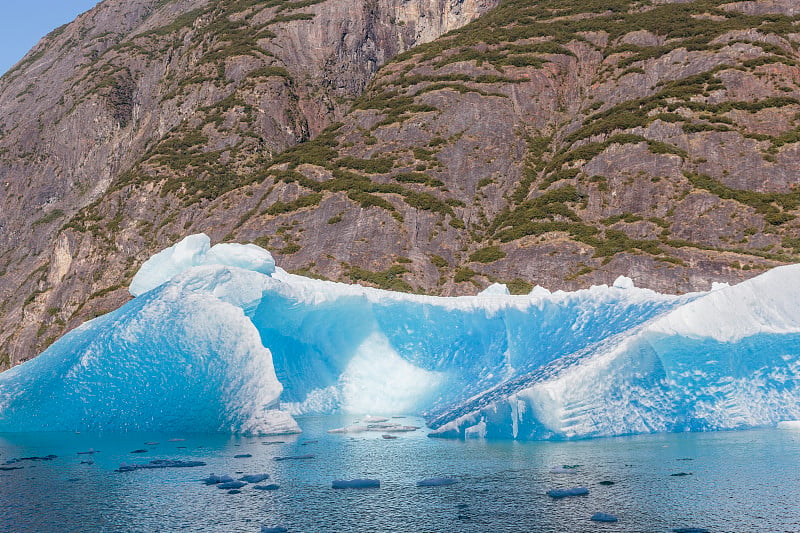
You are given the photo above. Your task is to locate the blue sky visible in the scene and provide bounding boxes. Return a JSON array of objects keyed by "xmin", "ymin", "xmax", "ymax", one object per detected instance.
[{"xmin": 0, "ymin": 1, "xmax": 100, "ymax": 75}]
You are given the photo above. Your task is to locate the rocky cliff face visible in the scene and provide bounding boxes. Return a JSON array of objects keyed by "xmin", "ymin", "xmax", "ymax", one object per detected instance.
[
  {"xmin": 0, "ymin": 0, "xmax": 498, "ymax": 366},
  {"xmin": 2, "ymin": 0, "xmax": 800, "ymax": 367}
]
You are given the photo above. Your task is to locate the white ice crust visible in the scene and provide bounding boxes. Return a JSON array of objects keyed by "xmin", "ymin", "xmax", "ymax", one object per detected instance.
[{"xmin": 129, "ymin": 234, "xmax": 275, "ymax": 296}]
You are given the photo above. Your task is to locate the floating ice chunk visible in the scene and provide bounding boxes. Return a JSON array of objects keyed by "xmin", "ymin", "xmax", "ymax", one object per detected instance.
[
  {"xmin": 362, "ymin": 416, "xmax": 389, "ymax": 423},
  {"xmin": 203, "ymin": 474, "xmax": 235, "ymax": 485},
  {"xmin": 234, "ymin": 454, "xmax": 252, "ymax": 459},
  {"xmin": 254, "ymin": 484, "xmax": 280, "ymax": 491},
  {"xmin": 240, "ymin": 474, "xmax": 270, "ymax": 483},
  {"xmin": 261, "ymin": 527, "xmax": 288, "ymax": 533},
  {"xmin": 4, "ymin": 455, "xmax": 57, "ymax": 464},
  {"xmin": 479, "ymin": 283, "xmax": 510, "ymax": 296},
  {"xmin": 115, "ymin": 460, "xmax": 206, "ymax": 472},
  {"xmin": 332, "ymin": 479, "xmax": 380, "ymax": 489},
  {"xmin": 613, "ymin": 276, "xmax": 635, "ymax": 289},
  {"xmin": 547, "ymin": 487, "xmax": 589, "ymax": 498},
  {"xmin": 217, "ymin": 481, "xmax": 247, "ymax": 490},
  {"xmin": 549, "ymin": 466, "xmax": 579, "ymax": 474},
  {"xmin": 274, "ymin": 454, "xmax": 314, "ymax": 461},
  {"xmin": 591, "ymin": 512, "xmax": 618, "ymax": 522},
  {"xmin": 417, "ymin": 477, "xmax": 458, "ymax": 487},
  {"xmin": 672, "ymin": 528, "xmax": 710, "ymax": 533}
]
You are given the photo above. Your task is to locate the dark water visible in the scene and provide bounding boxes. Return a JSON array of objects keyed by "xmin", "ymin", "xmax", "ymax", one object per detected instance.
[{"xmin": 2, "ymin": 416, "xmax": 799, "ymax": 532}]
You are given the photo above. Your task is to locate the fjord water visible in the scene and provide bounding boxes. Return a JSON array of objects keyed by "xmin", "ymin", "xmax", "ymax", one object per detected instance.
[{"xmin": 2, "ymin": 417, "xmax": 800, "ymax": 532}]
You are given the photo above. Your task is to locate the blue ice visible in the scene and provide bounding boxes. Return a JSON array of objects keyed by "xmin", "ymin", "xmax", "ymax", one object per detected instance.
[{"xmin": 1, "ymin": 234, "xmax": 800, "ymax": 442}]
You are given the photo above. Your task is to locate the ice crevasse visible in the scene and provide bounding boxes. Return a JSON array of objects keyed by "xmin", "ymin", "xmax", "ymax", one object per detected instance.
[{"xmin": 1, "ymin": 233, "xmax": 799, "ymax": 440}]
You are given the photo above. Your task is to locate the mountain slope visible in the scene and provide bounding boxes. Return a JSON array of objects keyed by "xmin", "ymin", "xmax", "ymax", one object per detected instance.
[
  {"xmin": 2, "ymin": 0, "xmax": 800, "ymax": 367},
  {"xmin": 0, "ymin": 0, "xmax": 498, "ymax": 366}
]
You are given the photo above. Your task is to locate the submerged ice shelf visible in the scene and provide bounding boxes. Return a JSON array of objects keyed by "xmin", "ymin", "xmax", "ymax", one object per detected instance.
[{"xmin": 1, "ymin": 234, "xmax": 799, "ymax": 440}]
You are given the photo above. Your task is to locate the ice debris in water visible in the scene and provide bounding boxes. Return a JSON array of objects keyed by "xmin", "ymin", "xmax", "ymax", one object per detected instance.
[
  {"xmin": 203, "ymin": 474, "xmax": 234, "ymax": 485},
  {"xmin": 274, "ymin": 454, "xmax": 314, "ymax": 461},
  {"xmin": 4, "ymin": 455, "xmax": 57, "ymax": 464},
  {"xmin": 417, "ymin": 477, "xmax": 458, "ymax": 487},
  {"xmin": 591, "ymin": 513, "xmax": 618, "ymax": 523},
  {"xmin": 550, "ymin": 465, "xmax": 580, "ymax": 474},
  {"xmin": 672, "ymin": 529, "xmax": 710, "ymax": 533},
  {"xmin": 362, "ymin": 416, "xmax": 389, "ymax": 423},
  {"xmin": 254, "ymin": 484, "xmax": 280, "ymax": 491},
  {"xmin": 115, "ymin": 460, "xmax": 206, "ymax": 472},
  {"xmin": 239, "ymin": 474, "xmax": 269, "ymax": 483},
  {"xmin": 332, "ymin": 479, "xmax": 380, "ymax": 489},
  {"xmin": 261, "ymin": 527, "xmax": 288, "ymax": 533},
  {"xmin": 217, "ymin": 481, "xmax": 247, "ymax": 490},
  {"xmin": 547, "ymin": 487, "xmax": 589, "ymax": 498},
  {"xmin": 4, "ymin": 233, "xmax": 800, "ymax": 441}
]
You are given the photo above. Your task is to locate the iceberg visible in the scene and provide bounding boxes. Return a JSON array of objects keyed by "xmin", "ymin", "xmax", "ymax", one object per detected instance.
[{"xmin": 1, "ymin": 233, "xmax": 800, "ymax": 441}]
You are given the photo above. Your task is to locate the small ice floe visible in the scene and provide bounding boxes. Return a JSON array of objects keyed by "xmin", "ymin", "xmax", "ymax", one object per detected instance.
[
  {"xmin": 254, "ymin": 484, "xmax": 280, "ymax": 491},
  {"xmin": 144, "ymin": 442, "xmax": 159, "ymax": 446},
  {"xmin": 381, "ymin": 425, "xmax": 418, "ymax": 433},
  {"xmin": 227, "ymin": 489, "xmax": 242, "ymax": 494},
  {"xmin": 362, "ymin": 416, "xmax": 389, "ymax": 423},
  {"xmin": 80, "ymin": 460, "xmax": 94, "ymax": 465},
  {"xmin": 328, "ymin": 426, "xmax": 368, "ymax": 434},
  {"xmin": 234, "ymin": 454, "xmax": 252, "ymax": 459},
  {"xmin": 274, "ymin": 454, "xmax": 314, "ymax": 461},
  {"xmin": 130, "ymin": 449, "xmax": 148, "ymax": 454},
  {"xmin": 331, "ymin": 479, "xmax": 380, "ymax": 489},
  {"xmin": 203, "ymin": 474, "xmax": 234, "ymax": 485},
  {"xmin": 550, "ymin": 465, "xmax": 580, "ymax": 474},
  {"xmin": 672, "ymin": 529, "xmax": 709, "ymax": 533},
  {"xmin": 0, "ymin": 466, "xmax": 23, "ymax": 471},
  {"xmin": 168, "ymin": 438, "xmax": 185, "ymax": 442},
  {"xmin": 76, "ymin": 450, "xmax": 99, "ymax": 455},
  {"xmin": 240, "ymin": 474, "xmax": 269, "ymax": 483},
  {"xmin": 547, "ymin": 487, "xmax": 589, "ymax": 498},
  {"xmin": 417, "ymin": 477, "xmax": 458, "ymax": 487},
  {"xmin": 262, "ymin": 441, "xmax": 285, "ymax": 445},
  {"xmin": 115, "ymin": 459, "xmax": 206, "ymax": 472},
  {"xmin": 382, "ymin": 435, "xmax": 398, "ymax": 440},
  {"xmin": 670, "ymin": 472, "xmax": 692, "ymax": 477},
  {"xmin": 598, "ymin": 480, "xmax": 615, "ymax": 486},
  {"xmin": 217, "ymin": 481, "xmax": 247, "ymax": 490},
  {"xmin": 777, "ymin": 420, "xmax": 800, "ymax": 430},
  {"xmin": 591, "ymin": 512, "xmax": 618, "ymax": 523},
  {"xmin": 301, "ymin": 440, "xmax": 318, "ymax": 446},
  {"xmin": 261, "ymin": 527, "xmax": 288, "ymax": 533},
  {"xmin": 328, "ymin": 423, "xmax": 419, "ymax": 434},
  {"xmin": 4, "ymin": 455, "xmax": 57, "ymax": 464}
]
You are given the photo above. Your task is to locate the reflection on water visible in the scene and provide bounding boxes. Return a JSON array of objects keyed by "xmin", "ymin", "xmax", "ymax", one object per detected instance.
[{"xmin": 2, "ymin": 416, "xmax": 800, "ymax": 532}]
